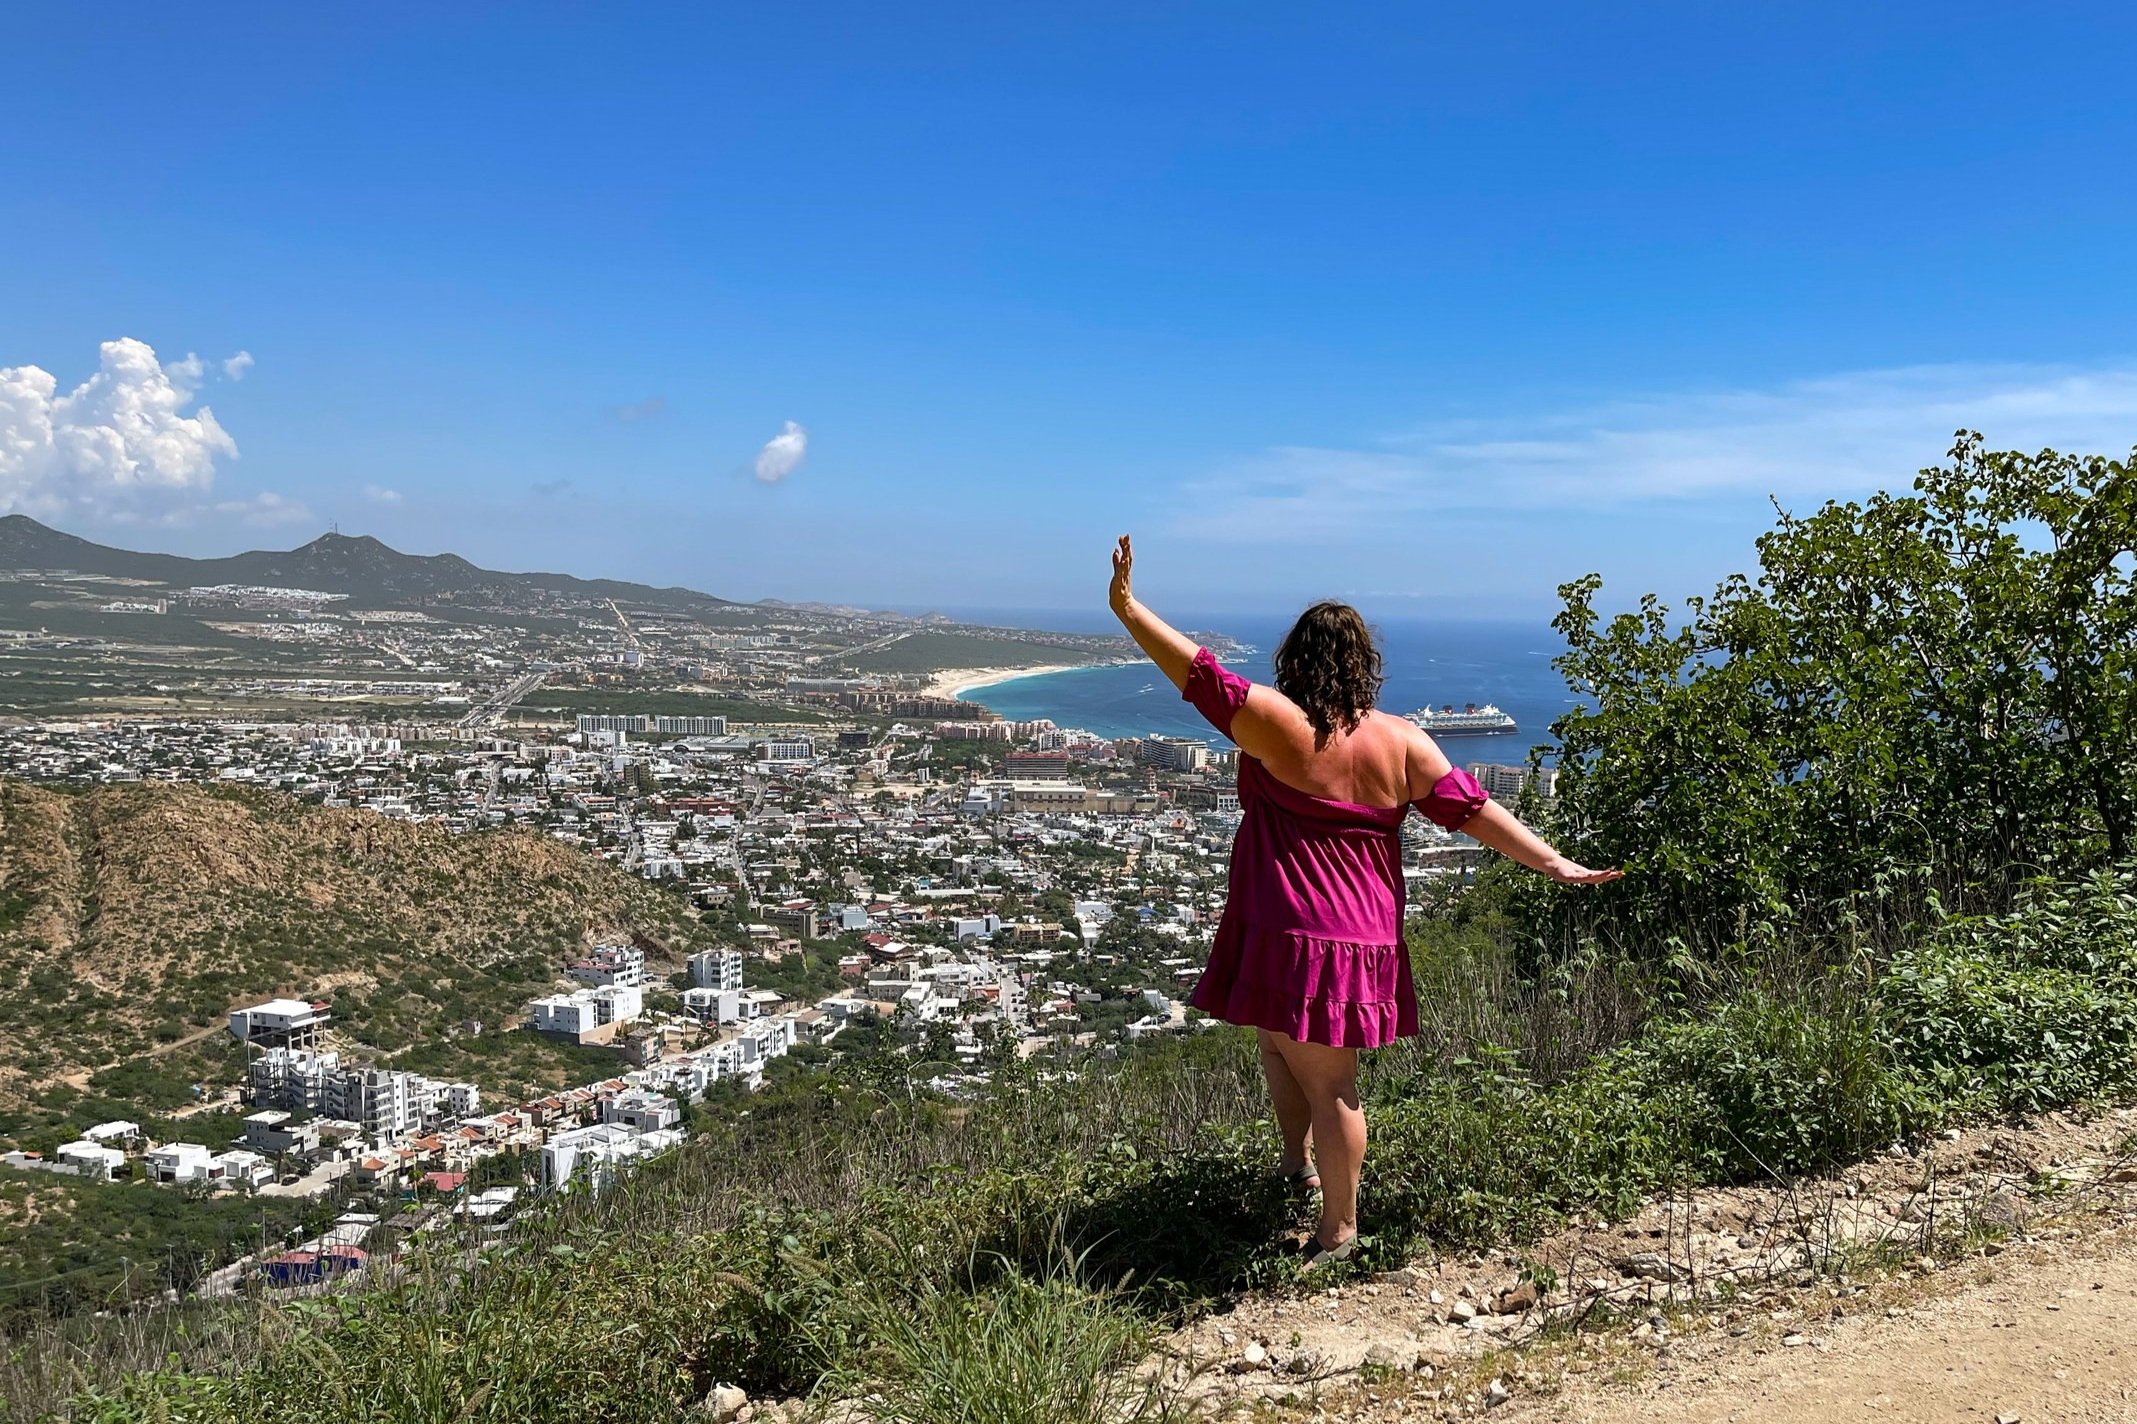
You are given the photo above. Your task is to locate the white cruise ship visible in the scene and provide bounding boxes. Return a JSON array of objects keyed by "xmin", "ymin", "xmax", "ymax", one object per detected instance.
[{"xmin": 1404, "ymin": 703, "xmax": 1517, "ymax": 736}]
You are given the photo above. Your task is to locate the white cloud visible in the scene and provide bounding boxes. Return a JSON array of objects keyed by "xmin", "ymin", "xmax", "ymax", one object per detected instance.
[
  {"xmin": 1176, "ymin": 362, "xmax": 2137, "ymax": 544},
  {"xmin": 0, "ymin": 338, "xmax": 254, "ymax": 523},
  {"xmin": 753, "ymin": 420, "xmax": 809, "ymax": 484},
  {"xmin": 223, "ymin": 351, "xmax": 254, "ymax": 381},
  {"xmin": 613, "ymin": 395, "xmax": 666, "ymax": 423},
  {"xmin": 364, "ymin": 484, "xmax": 402, "ymax": 504}
]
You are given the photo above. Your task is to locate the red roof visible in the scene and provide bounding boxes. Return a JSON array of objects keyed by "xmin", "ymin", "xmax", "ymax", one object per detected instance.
[{"xmin": 422, "ymin": 1171, "xmax": 468, "ymax": 1192}]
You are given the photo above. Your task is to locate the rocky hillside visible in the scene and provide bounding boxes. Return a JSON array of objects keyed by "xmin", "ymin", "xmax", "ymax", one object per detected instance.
[{"xmin": 0, "ymin": 778, "xmax": 705, "ymax": 1107}]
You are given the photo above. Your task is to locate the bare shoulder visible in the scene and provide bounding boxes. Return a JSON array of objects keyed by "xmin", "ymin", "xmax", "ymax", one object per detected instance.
[
  {"xmin": 1365, "ymin": 710, "xmax": 1452, "ymax": 794},
  {"xmin": 1234, "ymin": 681, "xmax": 1312, "ymax": 756}
]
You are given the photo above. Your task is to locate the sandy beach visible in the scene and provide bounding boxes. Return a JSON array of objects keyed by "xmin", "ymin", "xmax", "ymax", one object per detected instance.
[{"xmin": 918, "ymin": 664, "xmax": 1080, "ymax": 703}]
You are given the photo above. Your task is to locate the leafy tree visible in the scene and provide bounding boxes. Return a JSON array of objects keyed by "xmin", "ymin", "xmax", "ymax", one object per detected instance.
[{"xmin": 1525, "ymin": 435, "xmax": 2136, "ymax": 967}]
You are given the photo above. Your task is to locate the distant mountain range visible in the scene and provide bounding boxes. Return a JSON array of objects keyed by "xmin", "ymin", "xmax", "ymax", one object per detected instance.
[{"xmin": 0, "ymin": 515, "xmax": 739, "ymax": 612}]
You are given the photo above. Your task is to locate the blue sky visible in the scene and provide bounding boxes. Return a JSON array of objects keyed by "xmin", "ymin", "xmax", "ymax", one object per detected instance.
[{"xmin": 4, "ymin": 3, "xmax": 2135, "ymax": 615}]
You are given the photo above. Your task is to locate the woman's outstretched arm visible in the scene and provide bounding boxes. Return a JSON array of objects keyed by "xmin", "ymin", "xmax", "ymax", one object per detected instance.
[
  {"xmin": 1107, "ymin": 534, "xmax": 1198, "ymax": 690},
  {"xmin": 1461, "ymin": 800, "xmax": 1622, "ymax": 885},
  {"xmin": 1407, "ymin": 730, "xmax": 1620, "ymax": 886}
]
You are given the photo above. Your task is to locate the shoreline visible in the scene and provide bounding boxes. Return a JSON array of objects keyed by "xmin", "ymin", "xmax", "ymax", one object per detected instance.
[
  {"xmin": 916, "ymin": 663, "xmax": 1080, "ymax": 704},
  {"xmin": 919, "ymin": 658, "xmax": 1137, "ymax": 712}
]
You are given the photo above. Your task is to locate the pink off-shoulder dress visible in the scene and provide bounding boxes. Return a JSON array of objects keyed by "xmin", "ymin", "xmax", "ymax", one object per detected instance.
[{"xmin": 1181, "ymin": 647, "xmax": 1489, "ymax": 1049}]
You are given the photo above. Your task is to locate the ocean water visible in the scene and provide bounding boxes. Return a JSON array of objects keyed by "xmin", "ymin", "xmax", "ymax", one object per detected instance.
[{"xmin": 964, "ymin": 613, "xmax": 1580, "ymax": 762}]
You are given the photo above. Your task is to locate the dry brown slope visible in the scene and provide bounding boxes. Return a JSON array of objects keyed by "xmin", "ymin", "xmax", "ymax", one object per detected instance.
[{"xmin": 0, "ymin": 778, "xmax": 705, "ymax": 1105}]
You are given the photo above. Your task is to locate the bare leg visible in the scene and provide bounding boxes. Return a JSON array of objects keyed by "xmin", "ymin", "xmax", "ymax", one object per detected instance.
[
  {"xmin": 1257, "ymin": 1027, "xmax": 1315, "ymax": 1175},
  {"xmin": 1271, "ymin": 1033, "xmax": 1364, "ymax": 1247}
]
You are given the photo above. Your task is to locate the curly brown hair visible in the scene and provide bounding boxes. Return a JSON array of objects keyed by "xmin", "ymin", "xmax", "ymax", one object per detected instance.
[{"xmin": 1273, "ymin": 601, "xmax": 1384, "ymax": 740}]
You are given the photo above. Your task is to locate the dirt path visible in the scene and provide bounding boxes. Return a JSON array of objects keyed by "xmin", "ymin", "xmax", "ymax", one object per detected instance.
[
  {"xmin": 1174, "ymin": 1105, "xmax": 2137, "ymax": 1424},
  {"xmin": 1505, "ymin": 1226, "xmax": 2137, "ymax": 1424}
]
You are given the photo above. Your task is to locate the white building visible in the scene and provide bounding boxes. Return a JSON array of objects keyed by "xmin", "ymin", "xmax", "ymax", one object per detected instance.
[
  {"xmin": 1467, "ymin": 762, "xmax": 1559, "ymax": 804},
  {"xmin": 247, "ymin": 1051, "xmax": 475, "ymax": 1142},
  {"xmin": 577, "ymin": 714, "xmax": 650, "ymax": 734},
  {"xmin": 819, "ymin": 904, "xmax": 871, "ymax": 933},
  {"xmin": 681, "ymin": 986, "xmax": 741, "ymax": 1025},
  {"xmin": 329, "ymin": 1069, "xmax": 418, "ymax": 1140},
  {"xmin": 752, "ymin": 737, "xmax": 814, "ymax": 763},
  {"xmin": 240, "ymin": 1109, "xmax": 322, "ymax": 1156},
  {"xmin": 529, "ymin": 984, "xmax": 644, "ymax": 1041},
  {"xmin": 1138, "ymin": 736, "xmax": 1209, "ymax": 772},
  {"xmin": 249, "ymin": 1047, "xmax": 338, "ymax": 1111},
  {"xmin": 603, "ymin": 1089, "xmax": 683, "ymax": 1133},
  {"xmin": 653, "ymin": 715, "xmax": 727, "ymax": 736},
  {"xmin": 82, "ymin": 1120, "xmax": 144, "ymax": 1146},
  {"xmin": 146, "ymin": 1143, "xmax": 218, "ymax": 1184},
  {"xmin": 687, "ymin": 947, "xmax": 744, "ymax": 991},
  {"xmin": 216, "ymin": 1149, "xmax": 275, "ymax": 1189},
  {"xmin": 228, "ymin": 998, "xmax": 332, "ymax": 1049},
  {"xmin": 541, "ymin": 1122, "xmax": 686, "ymax": 1191},
  {"xmin": 567, "ymin": 943, "xmax": 645, "ymax": 988},
  {"xmin": 56, "ymin": 1140, "xmax": 128, "ymax": 1179}
]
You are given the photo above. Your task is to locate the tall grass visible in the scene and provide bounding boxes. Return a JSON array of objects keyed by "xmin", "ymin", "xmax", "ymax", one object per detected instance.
[
  {"xmin": 17, "ymin": 867, "xmax": 2137, "ymax": 1424},
  {"xmin": 821, "ymin": 1255, "xmax": 1194, "ymax": 1424}
]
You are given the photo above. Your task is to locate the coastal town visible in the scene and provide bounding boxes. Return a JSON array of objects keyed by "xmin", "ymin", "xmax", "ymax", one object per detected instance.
[{"xmin": 0, "ymin": 541, "xmax": 1553, "ymax": 1299}]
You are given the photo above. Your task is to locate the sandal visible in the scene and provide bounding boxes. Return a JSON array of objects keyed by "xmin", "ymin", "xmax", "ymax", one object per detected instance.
[
  {"xmin": 1300, "ymin": 1231, "xmax": 1361, "ymax": 1271},
  {"xmin": 1271, "ymin": 1163, "xmax": 1321, "ymax": 1193}
]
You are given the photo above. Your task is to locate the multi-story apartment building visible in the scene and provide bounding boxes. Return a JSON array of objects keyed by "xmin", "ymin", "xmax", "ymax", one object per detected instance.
[
  {"xmin": 766, "ymin": 902, "xmax": 820, "ymax": 941},
  {"xmin": 752, "ymin": 736, "xmax": 814, "ymax": 762},
  {"xmin": 687, "ymin": 947, "xmax": 744, "ymax": 991},
  {"xmin": 681, "ymin": 986, "xmax": 741, "ymax": 1024},
  {"xmin": 330, "ymin": 1067, "xmax": 482, "ymax": 1141},
  {"xmin": 567, "ymin": 943, "xmax": 645, "ymax": 987},
  {"xmin": 1137, "ymin": 736, "xmax": 1210, "ymax": 772},
  {"xmin": 247, "ymin": 1048, "xmax": 476, "ymax": 1141},
  {"xmin": 1467, "ymin": 762, "xmax": 1559, "ymax": 804},
  {"xmin": 249, "ymin": 1046, "xmax": 337, "ymax": 1110},
  {"xmin": 1003, "ymin": 750, "xmax": 1071, "ymax": 780},
  {"xmin": 528, "ymin": 984, "xmax": 644, "ymax": 1041},
  {"xmin": 576, "ymin": 714, "xmax": 650, "ymax": 734},
  {"xmin": 652, "ymin": 714, "xmax": 727, "ymax": 736}
]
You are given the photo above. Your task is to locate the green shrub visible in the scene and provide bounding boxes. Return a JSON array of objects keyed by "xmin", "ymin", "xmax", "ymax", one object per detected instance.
[
  {"xmin": 1633, "ymin": 985, "xmax": 1919, "ymax": 1179},
  {"xmin": 1882, "ymin": 868, "xmax": 2137, "ymax": 1114}
]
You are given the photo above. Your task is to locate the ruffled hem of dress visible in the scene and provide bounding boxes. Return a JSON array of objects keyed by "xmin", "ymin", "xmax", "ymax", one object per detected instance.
[{"xmin": 1189, "ymin": 926, "xmax": 1419, "ymax": 1049}]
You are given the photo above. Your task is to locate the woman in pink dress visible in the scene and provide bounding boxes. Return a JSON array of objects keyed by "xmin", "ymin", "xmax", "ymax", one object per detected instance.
[{"xmin": 1108, "ymin": 536, "xmax": 1620, "ymax": 1266}]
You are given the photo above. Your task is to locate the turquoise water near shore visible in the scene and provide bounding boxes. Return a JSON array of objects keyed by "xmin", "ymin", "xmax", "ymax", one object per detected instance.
[{"xmin": 963, "ymin": 615, "xmax": 1580, "ymax": 761}]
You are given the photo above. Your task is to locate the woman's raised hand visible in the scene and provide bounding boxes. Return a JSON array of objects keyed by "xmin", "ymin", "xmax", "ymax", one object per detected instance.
[{"xmin": 1108, "ymin": 534, "xmax": 1135, "ymax": 613}]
